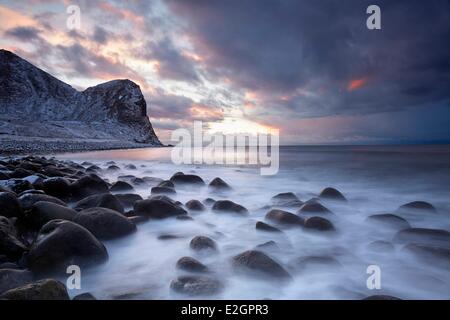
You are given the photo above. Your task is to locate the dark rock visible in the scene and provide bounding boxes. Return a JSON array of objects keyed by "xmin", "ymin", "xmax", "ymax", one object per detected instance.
[
  {"xmin": 70, "ymin": 174, "xmax": 109, "ymax": 201},
  {"xmin": 176, "ymin": 256, "xmax": 208, "ymax": 273},
  {"xmin": 73, "ymin": 292, "xmax": 96, "ymax": 300},
  {"xmin": 128, "ymin": 215, "xmax": 149, "ymax": 225},
  {"xmin": 170, "ymin": 174, "xmax": 205, "ymax": 186},
  {"xmin": 0, "ymin": 192, "xmax": 23, "ymax": 219},
  {"xmin": 110, "ymin": 181, "xmax": 134, "ymax": 193},
  {"xmin": 74, "ymin": 193, "xmax": 124, "ymax": 214},
  {"xmin": 28, "ymin": 201, "xmax": 77, "ymax": 228},
  {"xmin": 271, "ymin": 192, "xmax": 301, "ymax": 206},
  {"xmin": 185, "ymin": 200, "xmax": 206, "ymax": 211},
  {"xmin": 298, "ymin": 202, "xmax": 332, "ymax": 214},
  {"xmin": 366, "ymin": 213, "xmax": 411, "ymax": 230},
  {"xmin": 255, "ymin": 221, "xmax": 282, "ymax": 233},
  {"xmin": 0, "ymin": 171, "xmax": 10, "ymax": 180},
  {"xmin": 397, "ymin": 201, "xmax": 436, "ymax": 213},
  {"xmin": 42, "ymin": 177, "xmax": 71, "ymax": 199},
  {"xmin": 73, "ymin": 207, "xmax": 136, "ymax": 240},
  {"xmin": 232, "ymin": 250, "xmax": 291, "ymax": 280},
  {"xmin": 0, "ymin": 269, "xmax": 33, "ymax": 294},
  {"xmin": 124, "ymin": 164, "xmax": 137, "ymax": 170},
  {"xmin": 142, "ymin": 176, "xmax": 164, "ymax": 186},
  {"xmin": 158, "ymin": 234, "xmax": 182, "ymax": 240},
  {"xmin": 18, "ymin": 193, "xmax": 66, "ymax": 211},
  {"xmin": 212, "ymin": 200, "xmax": 249, "ymax": 215},
  {"xmin": 203, "ymin": 198, "xmax": 216, "ymax": 206},
  {"xmin": 393, "ymin": 228, "xmax": 450, "ymax": 247},
  {"xmin": 0, "ymin": 262, "xmax": 20, "ymax": 269},
  {"xmin": 133, "ymin": 198, "xmax": 187, "ymax": 219},
  {"xmin": 151, "ymin": 186, "xmax": 176, "ymax": 195},
  {"xmin": 319, "ymin": 187, "xmax": 347, "ymax": 201},
  {"xmin": 107, "ymin": 165, "xmax": 120, "ymax": 171},
  {"xmin": 10, "ymin": 168, "xmax": 34, "ymax": 179},
  {"xmin": 304, "ymin": 216, "xmax": 335, "ymax": 231},
  {"xmin": 86, "ymin": 165, "xmax": 101, "ymax": 172},
  {"xmin": 0, "ymin": 279, "xmax": 69, "ymax": 300},
  {"xmin": 157, "ymin": 180, "xmax": 175, "ymax": 188},
  {"xmin": 208, "ymin": 177, "xmax": 231, "ymax": 191},
  {"xmin": 27, "ymin": 220, "xmax": 108, "ymax": 274},
  {"xmin": 255, "ymin": 241, "xmax": 279, "ymax": 250},
  {"xmin": 0, "ymin": 217, "xmax": 27, "ymax": 260},
  {"xmin": 363, "ymin": 295, "xmax": 401, "ymax": 300},
  {"xmin": 0, "ymin": 179, "xmax": 33, "ymax": 194},
  {"xmin": 115, "ymin": 193, "xmax": 143, "ymax": 209},
  {"xmin": 265, "ymin": 209, "xmax": 304, "ymax": 226},
  {"xmin": 176, "ymin": 215, "xmax": 194, "ymax": 221},
  {"xmin": 170, "ymin": 275, "xmax": 222, "ymax": 296},
  {"xmin": 190, "ymin": 236, "xmax": 217, "ymax": 252},
  {"xmin": 130, "ymin": 177, "xmax": 145, "ymax": 186},
  {"xmin": 23, "ymin": 175, "xmax": 44, "ymax": 189}
]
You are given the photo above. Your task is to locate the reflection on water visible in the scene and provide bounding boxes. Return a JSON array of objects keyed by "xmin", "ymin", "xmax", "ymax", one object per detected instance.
[{"xmin": 55, "ymin": 145, "xmax": 450, "ymax": 299}]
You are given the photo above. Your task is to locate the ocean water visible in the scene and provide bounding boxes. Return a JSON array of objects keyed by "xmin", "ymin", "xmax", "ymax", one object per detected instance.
[{"xmin": 54, "ymin": 145, "xmax": 450, "ymax": 299}]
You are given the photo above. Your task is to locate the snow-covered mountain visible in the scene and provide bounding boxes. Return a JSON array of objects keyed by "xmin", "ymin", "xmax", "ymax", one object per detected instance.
[{"xmin": 0, "ymin": 49, "xmax": 161, "ymax": 146}]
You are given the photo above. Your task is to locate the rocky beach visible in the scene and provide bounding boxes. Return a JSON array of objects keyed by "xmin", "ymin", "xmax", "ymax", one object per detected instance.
[{"xmin": 1, "ymin": 146, "xmax": 449, "ymax": 300}]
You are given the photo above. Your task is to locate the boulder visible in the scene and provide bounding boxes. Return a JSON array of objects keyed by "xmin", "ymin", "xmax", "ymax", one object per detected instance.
[
  {"xmin": 110, "ymin": 181, "xmax": 134, "ymax": 193},
  {"xmin": 151, "ymin": 186, "xmax": 176, "ymax": 195},
  {"xmin": 0, "ymin": 279, "xmax": 69, "ymax": 300},
  {"xmin": 170, "ymin": 174, "xmax": 205, "ymax": 186},
  {"xmin": 185, "ymin": 200, "xmax": 206, "ymax": 211},
  {"xmin": 190, "ymin": 236, "xmax": 217, "ymax": 252},
  {"xmin": 133, "ymin": 198, "xmax": 187, "ymax": 219},
  {"xmin": 318, "ymin": 187, "xmax": 347, "ymax": 201},
  {"xmin": 28, "ymin": 201, "xmax": 77, "ymax": 228},
  {"xmin": 74, "ymin": 193, "xmax": 124, "ymax": 214},
  {"xmin": 73, "ymin": 207, "xmax": 136, "ymax": 240},
  {"xmin": 124, "ymin": 164, "xmax": 137, "ymax": 170},
  {"xmin": 115, "ymin": 193, "xmax": 143, "ymax": 209},
  {"xmin": 304, "ymin": 216, "xmax": 335, "ymax": 231},
  {"xmin": 0, "ymin": 192, "xmax": 23, "ymax": 219},
  {"xmin": 0, "ymin": 179, "xmax": 33, "ymax": 194},
  {"xmin": 232, "ymin": 250, "xmax": 291, "ymax": 280},
  {"xmin": 212, "ymin": 200, "xmax": 249, "ymax": 215},
  {"xmin": 176, "ymin": 256, "xmax": 208, "ymax": 273},
  {"xmin": 42, "ymin": 177, "xmax": 71, "ymax": 199},
  {"xmin": 70, "ymin": 174, "xmax": 109, "ymax": 201},
  {"xmin": 255, "ymin": 221, "xmax": 282, "ymax": 233},
  {"xmin": 208, "ymin": 177, "xmax": 231, "ymax": 191},
  {"xmin": 158, "ymin": 180, "xmax": 175, "ymax": 189},
  {"xmin": 271, "ymin": 192, "xmax": 301, "ymax": 206},
  {"xmin": 0, "ymin": 219, "xmax": 28, "ymax": 260},
  {"xmin": 22, "ymin": 175, "xmax": 44, "ymax": 189},
  {"xmin": 170, "ymin": 275, "xmax": 222, "ymax": 296},
  {"xmin": 18, "ymin": 193, "xmax": 66, "ymax": 211},
  {"xmin": 27, "ymin": 220, "xmax": 108, "ymax": 274},
  {"xmin": 298, "ymin": 202, "xmax": 332, "ymax": 214},
  {"xmin": 0, "ymin": 269, "xmax": 33, "ymax": 295},
  {"xmin": 203, "ymin": 198, "xmax": 216, "ymax": 206},
  {"xmin": 265, "ymin": 209, "xmax": 304, "ymax": 226},
  {"xmin": 73, "ymin": 292, "xmax": 96, "ymax": 300},
  {"xmin": 366, "ymin": 213, "xmax": 410, "ymax": 230},
  {"xmin": 397, "ymin": 201, "xmax": 436, "ymax": 213}
]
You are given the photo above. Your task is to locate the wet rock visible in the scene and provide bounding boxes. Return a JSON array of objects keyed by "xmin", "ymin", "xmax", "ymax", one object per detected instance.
[
  {"xmin": 40, "ymin": 166, "xmax": 65, "ymax": 177},
  {"xmin": 190, "ymin": 236, "xmax": 217, "ymax": 252},
  {"xmin": 366, "ymin": 213, "xmax": 410, "ymax": 230},
  {"xmin": 0, "ymin": 218, "xmax": 27, "ymax": 260},
  {"xmin": 115, "ymin": 193, "xmax": 143, "ymax": 209},
  {"xmin": 86, "ymin": 165, "xmax": 101, "ymax": 172},
  {"xmin": 28, "ymin": 201, "xmax": 77, "ymax": 228},
  {"xmin": 107, "ymin": 165, "xmax": 120, "ymax": 172},
  {"xmin": 170, "ymin": 174, "xmax": 205, "ymax": 186},
  {"xmin": 70, "ymin": 174, "xmax": 109, "ymax": 201},
  {"xmin": 176, "ymin": 215, "xmax": 194, "ymax": 221},
  {"xmin": 176, "ymin": 256, "xmax": 208, "ymax": 273},
  {"xmin": 151, "ymin": 186, "xmax": 176, "ymax": 195},
  {"xmin": 170, "ymin": 275, "xmax": 222, "ymax": 296},
  {"xmin": 74, "ymin": 193, "xmax": 124, "ymax": 214},
  {"xmin": 0, "ymin": 269, "xmax": 33, "ymax": 295},
  {"xmin": 10, "ymin": 168, "xmax": 34, "ymax": 179},
  {"xmin": 367, "ymin": 240, "xmax": 395, "ymax": 252},
  {"xmin": 130, "ymin": 177, "xmax": 146, "ymax": 187},
  {"xmin": 290, "ymin": 256, "xmax": 341, "ymax": 273},
  {"xmin": 27, "ymin": 220, "xmax": 108, "ymax": 274},
  {"xmin": 0, "ymin": 171, "xmax": 10, "ymax": 180},
  {"xmin": 128, "ymin": 215, "xmax": 149, "ymax": 225},
  {"xmin": 158, "ymin": 234, "xmax": 183, "ymax": 240},
  {"xmin": 397, "ymin": 201, "xmax": 436, "ymax": 213},
  {"xmin": 232, "ymin": 250, "xmax": 291, "ymax": 280},
  {"xmin": 158, "ymin": 180, "xmax": 175, "ymax": 189},
  {"xmin": 18, "ymin": 193, "xmax": 66, "ymax": 211},
  {"xmin": 110, "ymin": 181, "xmax": 134, "ymax": 193},
  {"xmin": 255, "ymin": 241, "xmax": 279, "ymax": 250},
  {"xmin": 142, "ymin": 177, "xmax": 164, "ymax": 186},
  {"xmin": 133, "ymin": 198, "xmax": 187, "ymax": 219},
  {"xmin": 185, "ymin": 200, "xmax": 206, "ymax": 211},
  {"xmin": 212, "ymin": 200, "xmax": 249, "ymax": 215},
  {"xmin": 208, "ymin": 177, "xmax": 231, "ymax": 191},
  {"xmin": 393, "ymin": 228, "xmax": 450, "ymax": 247},
  {"xmin": 0, "ymin": 179, "xmax": 33, "ymax": 194},
  {"xmin": 203, "ymin": 198, "xmax": 216, "ymax": 206},
  {"xmin": 124, "ymin": 164, "xmax": 137, "ymax": 170},
  {"xmin": 73, "ymin": 292, "xmax": 96, "ymax": 300},
  {"xmin": 255, "ymin": 221, "xmax": 282, "ymax": 233},
  {"xmin": 42, "ymin": 177, "xmax": 71, "ymax": 200},
  {"xmin": 73, "ymin": 207, "xmax": 136, "ymax": 240},
  {"xmin": 0, "ymin": 279, "xmax": 69, "ymax": 300},
  {"xmin": 22, "ymin": 175, "xmax": 44, "ymax": 189},
  {"xmin": 298, "ymin": 202, "xmax": 332, "ymax": 214},
  {"xmin": 304, "ymin": 216, "xmax": 335, "ymax": 231},
  {"xmin": 265, "ymin": 209, "xmax": 304, "ymax": 227},
  {"xmin": 363, "ymin": 295, "xmax": 401, "ymax": 300},
  {"xmin": 0, "ymin": 192, "xmax": 23, "ymax": 219},
  {"xmin": 271, "ymin": 192, "xmax": 302, "ymax": 207},
  {"xmin": 319, "ymin": 187, "xmax": 347, "ymax": 201}
]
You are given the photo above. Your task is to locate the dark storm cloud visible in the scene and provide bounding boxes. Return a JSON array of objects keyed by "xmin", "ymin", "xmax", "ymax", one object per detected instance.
[
  {"xmin": 168, "ymin": 0, "xmax": 450, "ymax": 117},
  {"xmin": 4, "ymin": 26, "xmax": 41, "ymax": 41}
]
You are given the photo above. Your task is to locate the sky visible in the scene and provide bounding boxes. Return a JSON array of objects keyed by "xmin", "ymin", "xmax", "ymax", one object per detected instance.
[{"xmin": 1, "ymin": 0, "xmax": 449, "ymax": 145}]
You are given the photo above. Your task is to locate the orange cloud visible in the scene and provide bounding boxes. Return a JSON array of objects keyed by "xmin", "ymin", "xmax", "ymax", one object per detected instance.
[
  {"xmin": 347, "ymin": 77, "xmax": 368, "ymax": 91},
  {"xmin": 189, "ymin": 103, "xmax": 223, "ymax": 121}
]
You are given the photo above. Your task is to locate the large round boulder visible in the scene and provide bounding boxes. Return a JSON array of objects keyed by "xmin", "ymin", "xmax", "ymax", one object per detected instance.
[
  {"xmin": 115, "ymin": 193, "xmax": 143, "ymax": 209},
  {"xmin": 27, "ymin": 220, "xmax": 108, "ymax": 274},
  {"xmin": 397, "ymin": 201, "xmax": 436, "ymax": 213},
  {"xmin": 190, "ymin": 236, "xmax": 217, "ymax": 252},
  {"xmin": 232, "ymin": 250, "xmax": 291, "ymax": 281},
  {"xmin": 185, "ymin": 200, "xmax": 206, "ymax": 211},
  {"xmin": 42, "ymin": 177, "xmax": 71, "ymax": 200},
  {"xmin": 74, "ymin": 193, "xmax": 124, "ymax": 214},
  {"xmin": 298, "ymin": 202, "xmax": 332, "ymax": 214},
  {"xmin": 170, "ymin": 275, "xmax": 222, "ymax": 296},
  {"xmin": 0, "ymin": 192, "xmax": 24, "ymax": 219},
  {"xmin": 110, "ymin": 181, "xmax": 134, "ymax": 193},
  {"xmin": 0, "ymin": 279, "xmax": 69, "ymax": 300},
  {"xmin": 70, "ymin": 174, "xmax": 109, "ymax": 201},
  {"xmin": 208, "ymin": 177, "xmax": 231, "ymax": 191},
  {"xmin": 73, "ymin": 207, "xmax": 136, "ymax": 240},
  {"xmin": 318, "ymin": 187, "xmax": 347, "ymax": 201},
  {"xmin": 170, "ymin": 173, "xmax": 205, "ymax": 186},
  {"xmin": 265, "ymin": 209, "xmax": 304, "ymax": 227},
  {"xmin": 176, "ymin": 256, "xmax": 208, "ymax": 273},
  {"xmin": 271, "ymin": 192, "xmax": 302, "ymax": 207},
  {"xmin": 18, "ymin": 193, "xmax": 66, "ymax": 211},
  {"xmin": 304, "ymin": 216, "xmax": 335, "ymax": 231},
  {"xmin": 255, "ymin": 221, "xmax": 282, "ymax": 233},
  {"xmin": 0, "ymin": 179, "xmax": 33, "ymax": 194},
  {"xmin": 28, "ymin": 201, "xmax": 77, "ymax": 228},
  {"xmin": 133, "ymin": 198, "xmax": 187, "ymax": 219},
  {"xmin": 212, "ymin": 200, "xmax": 249, "ymax": 215}
]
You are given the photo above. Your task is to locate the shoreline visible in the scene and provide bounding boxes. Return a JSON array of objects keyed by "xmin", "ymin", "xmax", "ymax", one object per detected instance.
[{"xmin": 0, "ymin": 139, "xmax": 166, "ymax": 156}]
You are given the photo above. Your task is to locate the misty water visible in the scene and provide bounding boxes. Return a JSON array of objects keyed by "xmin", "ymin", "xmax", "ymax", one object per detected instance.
[{"xmin": 55, "ymin": 145, "xmax": 450, "ymax": 300}]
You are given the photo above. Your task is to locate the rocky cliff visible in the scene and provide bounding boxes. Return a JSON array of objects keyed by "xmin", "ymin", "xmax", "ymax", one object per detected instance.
[{"xmin": 0, "ymin": 49, "xmax": 161, "ymax": 146}]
